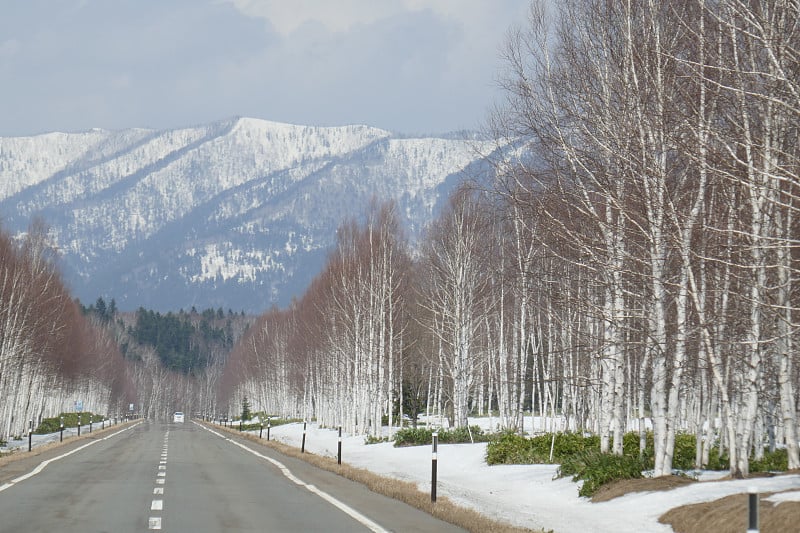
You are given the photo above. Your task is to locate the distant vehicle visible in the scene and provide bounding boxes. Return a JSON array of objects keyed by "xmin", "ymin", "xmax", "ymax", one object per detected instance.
[{"xmin": 173, "ymin": 412, "xmax": 185, "ymax": 423}]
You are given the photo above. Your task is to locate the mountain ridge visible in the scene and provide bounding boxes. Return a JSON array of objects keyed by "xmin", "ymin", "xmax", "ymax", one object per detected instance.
[{"xmin": 0, "ymin": 117, "xmax": 494, "ymax": 313}]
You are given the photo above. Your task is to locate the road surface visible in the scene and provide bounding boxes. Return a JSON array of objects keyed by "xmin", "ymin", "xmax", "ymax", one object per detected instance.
[{"xmin": 0, "ymin": 419, "xmax": 465, "ymax": 532}]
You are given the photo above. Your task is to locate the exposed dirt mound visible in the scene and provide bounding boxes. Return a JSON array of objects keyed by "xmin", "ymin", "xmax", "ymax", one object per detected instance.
[
  {"xmin": 591, "ymin": 475, "xmax": 696, "ymax": 502},
  {"xmin": 660, "ymin": 490, "xmax": 800, "ymax": 533}
]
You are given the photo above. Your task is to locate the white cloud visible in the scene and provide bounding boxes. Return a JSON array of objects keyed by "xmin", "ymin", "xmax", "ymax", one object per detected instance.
[{"xmin": 220, "ymin": 0, "xmax": 516, "ymax": 37}]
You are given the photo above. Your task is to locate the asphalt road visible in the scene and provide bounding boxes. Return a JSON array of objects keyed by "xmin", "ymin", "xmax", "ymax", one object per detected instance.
[{"xmin": 0, "ymin": 420, "xmax": 466, "ymax": 532}]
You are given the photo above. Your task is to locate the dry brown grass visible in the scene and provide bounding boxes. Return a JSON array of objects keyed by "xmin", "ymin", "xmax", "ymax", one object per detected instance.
[
  {"xmin": 591, "ymin": 475, "xmax": 696, "ymax": 502},
  {"xmin": 213, "ymin": 423, "xmax": 546, "ymax": 533},
  {"xmin": 588, "ymin": 470, "xmax": 800, "ymax": 533},
  {"xmin": 660, "ymin": 490, "xmax": 800, "ymax": 533},
  {"xmin": 0, "ymin": 420, "xmax": 137, "ymax": 468}
]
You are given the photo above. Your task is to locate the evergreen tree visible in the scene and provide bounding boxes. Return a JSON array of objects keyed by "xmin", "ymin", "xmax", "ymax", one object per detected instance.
[{"xmin": 241, "ymin": 396, "xmax": 251, "ymax": 422}]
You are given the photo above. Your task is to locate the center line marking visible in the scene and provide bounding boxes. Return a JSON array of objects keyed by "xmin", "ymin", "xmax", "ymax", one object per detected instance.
[
  {"xmin": 148, "ymin": 517, "xmax": 162, "ymax": 530},
  {"xmin": 151, "ymin": 499, "xmax": 163, "ymax": 511},
  {"xmin": 154, "ymin": 487, "xmax": 164, "ymax": 495}
]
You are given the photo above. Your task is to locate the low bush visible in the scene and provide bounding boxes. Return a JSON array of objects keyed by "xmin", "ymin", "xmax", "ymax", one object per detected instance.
[
  {"xmin": 238, "ymin": 417, "xmax": 301, "ymax": 432},
  {"xmin": 364, "ymin": 435, "xmax": 390, "ymax": 445},
  {"xmin": 559, "ymin": 450, "xmax": 645, "ymax": 497},
  {"xmin": 486, "ymin": 431, "xmax": 601, "ymax": 465},
  {"xmin": 34, "ymin": 412, "xmax": 104, "ymax": 434},
  {"xmin": 672, "ymin": 432, "xmax": 698, "ymax": 470},
  {"xmin": 393, "ymin": 425, "xmax": 486, "ymax": 447},
  {"xmin": 751, "ymin": 448, "xmax": 788, "ymax": 473}
]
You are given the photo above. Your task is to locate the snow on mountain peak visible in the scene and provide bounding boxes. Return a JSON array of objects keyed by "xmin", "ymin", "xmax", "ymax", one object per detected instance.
[{"xmin": 0, "ymin": 118, "xmax": 493, "ymax": 312}]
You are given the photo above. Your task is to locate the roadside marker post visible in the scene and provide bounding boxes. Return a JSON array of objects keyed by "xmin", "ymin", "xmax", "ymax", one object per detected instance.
[
  {"xmin": 431, "ymin": 431, "xmax": 438, "ymax": 503},
  {"xmin": 338, "ymin": 426, "xmax": 342, "ymax": 465},
  {"xmin": 60, "ymin": 416, "xmax": 64, "ymax": 442},
  {"xmin": 28, "ymin": 420, "xmax": 33, "ymax": 452},
  {"xmin": 747, "ymin": 486, "xmax": 759, "ymax": 533},
  {"xmin": 301, "ymin": 421, "xmax": 307, "ymax": 453}
]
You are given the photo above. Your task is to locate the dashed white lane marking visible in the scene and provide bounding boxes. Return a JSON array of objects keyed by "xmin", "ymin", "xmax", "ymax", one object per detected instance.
[
  {"xmin": 196, "ymin": 422, "xmax": 389, "ymax": 533},
  {"xmin": 148, "ymin": 431, "xmax": 170, "ymax": 530},
  {"xmin": 0, "ymin": 422, "xmax": 143, "ymax": 493}
]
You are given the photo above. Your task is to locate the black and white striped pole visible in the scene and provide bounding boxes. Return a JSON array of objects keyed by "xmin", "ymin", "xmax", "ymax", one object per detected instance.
[
  {"xmin": 301, "ymin": 421, "xmax": 307, "ymax": 453},
  {"xmin": 28, "ymin": 419, "xmax": 33, "ymax": 452},
  {"xmin": 747, "ymin": 486, "xmax": 759, "ymax": 533},
  {"xmin": 60, "ymin": 416, "xmax": 64, "ymax": 442},
  {"xmin": 77, "ymin": 414, "xmax": 81, "ymax": 437},
  {"xmin": 267, "ymin": 417, "xmax": 271, "ymax": 441},
  {"xmin": 259, "ymin": 421, "xmax": 264, "ymax": 439},
  {"xmin": 337, "ymin": 426, "xmax": 342, "ymax": 465},
  {"xmin": 431, "ymin": 431, "xmax": 438, "ymax": 503}
]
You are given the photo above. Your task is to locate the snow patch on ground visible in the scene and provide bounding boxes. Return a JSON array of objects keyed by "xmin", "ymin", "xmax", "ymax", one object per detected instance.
[{"xmin": 257, "ymin": 421, "xmax": 800, "ymax": 533}]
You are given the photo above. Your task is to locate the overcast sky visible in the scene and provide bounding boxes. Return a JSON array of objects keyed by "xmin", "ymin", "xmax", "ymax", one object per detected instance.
[{"xmin": 0, "ymin": 0, "xmax": 529, "ymax": 137}]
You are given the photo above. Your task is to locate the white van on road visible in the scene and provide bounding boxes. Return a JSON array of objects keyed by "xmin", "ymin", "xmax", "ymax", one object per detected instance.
[{"xmin": 173, "ymin": 412, "xmax": 185, "ymax": 423}]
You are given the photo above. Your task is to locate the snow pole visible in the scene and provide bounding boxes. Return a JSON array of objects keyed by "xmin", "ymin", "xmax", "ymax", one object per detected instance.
[
  {"xmin": 77, "ymin": 414, "xmax": 81, "ymax": 437},
  {"xmin": 431, "ymin": 431, "xmax": 438, "ymax": 503},
  {"xmin": 747, "ymin": 486, "xmax": 759, "ymax": 533},
  {"xmin": 267, "ymin": 417, "xmax": 271, "ymax": 441},
  {"xmin": 28, "ymin": 420, "xmax": 33, "ymax": 452},
  {"xmin": 60, "ymin": 417, "xmax": 64, "ymax": 443},
  {"xmin": 337, "ymin": 426, "xmax": 342, "ymax": 465},
  {"xmin": 301, "ymin": 421, "xmax": 307, "ymax": 453},
  {"xmin": 259, "ymin": 422, "xmax": 263, "ymax": 439}
]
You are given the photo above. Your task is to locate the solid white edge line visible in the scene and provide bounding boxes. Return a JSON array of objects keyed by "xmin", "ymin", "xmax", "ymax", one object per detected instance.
[
  {"xmin": 195, "ymin": 421, "xmax": 389, "ymax": 533},
  {"xmin": 0, "ymin": 421, "xmax": 144, "ymax": 493}
]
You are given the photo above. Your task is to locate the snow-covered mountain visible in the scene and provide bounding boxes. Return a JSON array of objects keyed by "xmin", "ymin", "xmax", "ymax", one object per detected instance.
[{"xmin": 0, "ymin": 117, "xmax": 494, "ymax": 312}]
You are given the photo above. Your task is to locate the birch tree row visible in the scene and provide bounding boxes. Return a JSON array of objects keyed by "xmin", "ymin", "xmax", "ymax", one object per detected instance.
[
  {"xmin": 488, "ymin": 0, "xmax": 800, "ymax": 477},
  {"xmin": 0, "ymin": 222, "xmax": 135, "ymax": 442},
  {"xmin": 221, "ymin": 0, "xmax": 799, "ymax": 479}
]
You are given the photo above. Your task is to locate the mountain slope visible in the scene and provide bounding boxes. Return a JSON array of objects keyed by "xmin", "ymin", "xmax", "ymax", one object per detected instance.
[{"xmin": 0, "ymin": 117, "xmax": 492, "ymax": 312}]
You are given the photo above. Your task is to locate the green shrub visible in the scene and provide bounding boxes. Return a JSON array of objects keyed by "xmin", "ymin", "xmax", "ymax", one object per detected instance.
[
  {"xmin": 672, "ymin": 433, "xmax": 698, "ymax": 470},
  {"xmin": 365, "ymin": 435, "xmax": 390, "ymax": 445},
  {"xmin": 486, "ymin": 432, "xmax": 536, "ymax": 464},
  {"xmin": 559, "ymin": 450, "xmax": 645, "ymax": 497},
  {"xmin": 486, "ymin": 431, "xmax": 602, "ymax": 465},
  {"xmin": 34, "ymin": 412, "xmax": 103, "ymax": 434},
  {"xmin": 35, "ymin": 418, "xmax": 63, "ymax": 434},
  {"xmin": 705, "ymin": 446, "xmax": 729, "ymax": 471},
  {"xmin": 238, "ymin": 417, "xmax": 301, "ymax": 432},
  {"xmin": 393, "ymin": 425, "xmax": 486, "ymax": 447},
  {"xmin": 621, "ymin": 431, "xmax": 654, "ymax": 466},
  {"xmin": 751, "ymin": 448, "xmax": 788, "ymax": 472}
]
